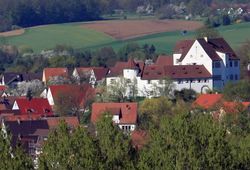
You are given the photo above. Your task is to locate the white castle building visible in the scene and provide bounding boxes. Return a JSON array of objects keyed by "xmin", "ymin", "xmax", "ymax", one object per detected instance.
[{"xmin": 106, "ymin": 37, "xmax": 240, "ymax": 98}]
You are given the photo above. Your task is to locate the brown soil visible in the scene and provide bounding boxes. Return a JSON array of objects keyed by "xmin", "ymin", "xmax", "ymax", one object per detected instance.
[
  {"xmin": 81, "ymin": 19, "xmax": 203, "ymax": 40},
  {"xmin": 0, "ymin": 29, "xmax": 25, "ymax": 37}
]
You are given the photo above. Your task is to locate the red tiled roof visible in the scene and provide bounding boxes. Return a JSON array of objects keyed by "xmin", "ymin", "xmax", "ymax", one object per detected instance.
[
  {"xmin": 155, "ymin": 55, "xmax": 173, "ymax": 66},
  {"xmin": 49, "ymin": 84, "xmax": 95, "ymax": 107},
  {"xmin": 14, "ymin": 98, "xmax": 53, "ymax": 116},
  {"xmin": 222, "ymin": 102, "xmax": 250, "ymax": 113},
  {"xmin": 174, "ymin": 38, "xmax": 239, "ymax": 62},
  {"xmin": 92, "ymin": 67, "xmax": 109, "ymax": 81},
  {"xmin": 91, "ymin": 102, "xmax": 137, "ymax": 124},
  {"xmin": 45, "ymin": 117, "xmax": 79, "ymax": 128},
  {"xmin": 131, "ymin": 130, "xmax": 149, "ymax": 150},
  {"xmin": 0, "ymin": 85, "xmax": 6, "ymax": 91},
  {"xmin": 141, "ymin": 65, "xmax": 211, "ymax": 80},
  {"xmin": 193, "ymin": 94, "xmax": 223, "ymax": 109},
  {"xmin": 43, "ymin": 68, "xmax": 68, "ymax": 82},
  {"xmin": 107, "ymin": 59, "xmax": 142, "ymax": 77}
]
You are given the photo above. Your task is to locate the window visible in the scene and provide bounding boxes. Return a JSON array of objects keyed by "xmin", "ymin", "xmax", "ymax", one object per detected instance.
[
  {"xmin": 186, "ymin": 80, "xmax": 189, "ymax": 83},
  {"xmin": 190, "ymin": 55, "xmax": 193, "ymax": 58},
  {"xmin": 198, "ymin": 79, "xmax": 201, "ymax": 83},
  {"xmin": 213, "ymin": 75, "xmax": 222, "ymax": 80},
  {"xmin": 230, "ymin": 74, "xmax": 233, "ymax": 80},
  {"xmin": 200, "ymin": 55, "xmax": 204, "ymax": 58},
  {"xmin": 178, "ymin": 80, "xmax": 182, "ymax": 84},
  {"xmin": 234, "ymin": 61, "xmax": 238, "ymax": 67},
  {"xmin": 214, "ymin": 62, "xmax": 221, "ymax": 68},
  {"xmin": 235, "ymin": 74, "xmax": 238, "ymax": 80},
  {"xmin": 159, "ymin": 79, "xmax": 163, "ymax": 84},
  {"xmin": 147, "ymin": 80, "xmax": 151, "ymax": 84},
  {"xmin": 110, "ymin": 79, "xmax": 115, "ymax": 84},
  {"xmin": 230, "ymin": 61, "xmax": 233, "ymax": 67},
  {"xmin": 204, "ymin": 79, "xmax": 208, "ymax": 83}
]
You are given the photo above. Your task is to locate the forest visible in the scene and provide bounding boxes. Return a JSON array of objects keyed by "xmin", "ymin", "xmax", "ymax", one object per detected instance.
[{"xmin": 0, "ymin": 0, "xmax": 249, "ymax": 31}]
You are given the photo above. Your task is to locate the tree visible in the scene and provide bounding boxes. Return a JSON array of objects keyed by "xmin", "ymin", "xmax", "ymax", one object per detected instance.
[
  {"xmin": 138, "ymin": 112, "xmax": 232, "ymax": 169},
  {"xmin": 195, "ymin": 26, "xmax": 221, "ymax": 39},
  {"xmin": 47, "ymin": 76, "xmax": 71, "ymax": 85},
  {"xmin": 39, "ymin": 121, "xmax": 99, "ymax": 169},
  {"xmin": 107, "ymin": 76, "xmax": 129, "ymax": 102},
  {"xmin": 96, "ymin": 115, "xmax": 135, "ymax": 169},
  {"xmin": 223, "ymin": 80, "xmax": 250, "ymax": 102},
  {"xmin": 0, "ymin": 127, "xmax": 33, "ymax": 169},
  {"xmin": 150, "ymin": 77, "xmax": 175, "ymax": 98}
]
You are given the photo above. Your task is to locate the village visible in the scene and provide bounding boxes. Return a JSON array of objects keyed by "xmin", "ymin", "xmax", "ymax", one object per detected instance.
[{"xmin": 0, "ymin": 36, "xmax": 248, "ymax": 168}]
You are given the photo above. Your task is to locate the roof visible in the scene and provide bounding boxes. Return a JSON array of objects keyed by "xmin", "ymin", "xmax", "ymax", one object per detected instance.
[
  {"xmin": 222, "ymin": 102, "xmax": 250, "ymax": 113},
  {"xmin": 43, "ymin": 116, "xmax": 79, "ymax": 128},
  {"xmin": 131, "ymin": 130, "xmax": 149, "ymax": 150},
  {"xmin": 0, "ymin": 85, "xmax": 6, "ymax": 91},
  {"xmin": 141, "ymin": 65, "xmax": 212, "ymax": 80},
  {"xmin": 48, "ymin": 84, "xmax": 94, "ymax": 106},
  {"xmin": 192, "ymin": 94, "xmax": 223, "ymax": 109},
  {"xmin": 1, "ymin": 72, "xmax": 42, "ymax": 85},
  {"xmin": 92, "ymin": 67, "xmax": 109, "ymax": 81},
  {"xmin": 91, "ymin": 102, "xmax": 137, "ymax": 124},
  {"xmin": 174, "ymin": 38, "xmax": 239, "ymax": 62},
  {"xmin": 107, "ymin": 59, "xmax": 143, "ymax": 77},
  {"xmin": 155, "ymin": 55, "xmax": 173, "ymax": 66},
  {"xmin": 14, "ymin": 98, "xmax": 53, "ymax": 116},
  {"xmin": 75, "ymin": 67, "xmax": 109, "ymax": 81},
  {"xmin": 43, "ymin": 68, "xmax": 68, "ymax": 82}
]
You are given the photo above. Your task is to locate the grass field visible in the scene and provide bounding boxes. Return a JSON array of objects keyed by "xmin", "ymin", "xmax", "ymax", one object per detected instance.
[
  {"xmin": 3, "ymin": 21, "xmax": 250, "ymax": 54},
  {"xmin": 6, "ymin": 24, "xmax": 115, "ymax": 52}
]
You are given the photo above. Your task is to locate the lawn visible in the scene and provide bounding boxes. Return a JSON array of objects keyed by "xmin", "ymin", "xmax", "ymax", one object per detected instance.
[
  {"xmin": 4, "ymin": 21, "xmax": 250, "ymax": 54},
  {"xmin": 88, "ymin": 22, "xmax": 250, "ymax": 54},
  {"xmin": 6, "ymin": 24, "xmax": 115, "ymax": 52}
]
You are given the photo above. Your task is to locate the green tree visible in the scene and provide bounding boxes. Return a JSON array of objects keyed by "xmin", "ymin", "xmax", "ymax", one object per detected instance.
[
  {"xmin": 96, "ymin": 115, "xmax": 136, "ymax": 169},
  {"xmin": 0, "ymin": 127, "xmax": 33, "ymax": 169},
  {"xmin": 39, "ymin": 121, "xmax": 99, "ymax": 169},
  {"xmin": 195, "ymin": 26, "xmax": 221, "ymax": 39},
  {"xmin": 138, "ymin": 112, "xmax": 232, "ymax": 169},
  {"xmin": 223, "ymin": 80, "xmax": 250, "ymax": 102}
]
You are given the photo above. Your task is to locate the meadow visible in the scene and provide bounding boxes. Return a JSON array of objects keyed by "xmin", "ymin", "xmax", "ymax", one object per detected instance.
[{"xmin": 3, "ymin": 20, "xmax": 250, "ymax": 54}]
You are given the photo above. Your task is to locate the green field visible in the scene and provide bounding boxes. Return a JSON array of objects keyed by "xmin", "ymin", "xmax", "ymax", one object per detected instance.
[
  {"xmin": 6, "ymin": 24, "xmax": 115, "ymax": 52},
  {"xmin": 4, "ymin": 21, "xmax": 250, "ymax": 54}
]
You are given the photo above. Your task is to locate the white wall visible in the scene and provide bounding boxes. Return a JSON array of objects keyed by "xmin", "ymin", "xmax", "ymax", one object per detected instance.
[
  {"xmin": 47, "ymin": 88, "xmax": 54, "ymax": 106},
  {"xmin": 12, "ymin": 101, "xmax": 19, "ymax": 110},
  {"xmin": 180, "ymin": 40, "xmax": 213, "ymax": 74}
]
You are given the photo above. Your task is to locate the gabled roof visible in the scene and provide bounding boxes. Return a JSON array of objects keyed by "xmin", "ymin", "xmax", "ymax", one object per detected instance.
[
  {"xmin": 1, "ymin": 72, "xmax": 42, "ymax": 85},
  {"xmin": 14, "ymin": 98, "xmax": 53, "ymax": 116},
  {"xmin": 48, "ymin": 84, "xmax": 94, "ymax": 106},
  {"xmin": 174, "ymin": 37, "xmax": 239, "ymax": 62},
  {"xmin": 44, "ymin": 116, "xmax": 79, "ymax": 128},
  {"xmin": 92, "ymin": 67, "xmax": 109, "ymax": 81},
  {"xmin": 107, "ymin": 59, "xmax": 142, "ymax": 77},
  {"xmin": 91, "ymin": 102, "xmax": 137, "ymax": 124},
  {"xmin": 43, "ymin": 68, "xmax": 68, "ymax": 82},
  {"xmin": 141, "ymin": 65, "xmax": 212, "ymax": 80},
  {"xmin": 155, "ymin": 55, "xmax": 173, "ymax": 66},
  {"xmin": 192, "ymin": 94, "xmax": 223, "ymax": 109}
]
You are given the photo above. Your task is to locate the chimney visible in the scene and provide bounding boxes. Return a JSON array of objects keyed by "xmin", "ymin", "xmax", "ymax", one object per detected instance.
[{"xmin": 204, "ymin": 37, "xmax": 208, "ymax": 42}]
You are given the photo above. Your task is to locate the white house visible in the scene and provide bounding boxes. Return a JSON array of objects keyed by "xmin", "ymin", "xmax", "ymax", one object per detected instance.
[
  {"xmin": 91, "ymin": 102, "xmax": 138, "ymax": 132},
  {"xmin": 72, "ymin": 67, "xmax": 109, "ymax": 87},
  {"xmin": 106, "ymin": 37, "xmax": 240, "ymax": 98},
  {"xmin": 173, "ymin": 37, "xmax": 240, "ymax": 90}
]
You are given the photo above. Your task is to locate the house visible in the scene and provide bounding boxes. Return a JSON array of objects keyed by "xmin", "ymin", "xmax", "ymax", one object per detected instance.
[
  {"xmin": 91, "ymin": 102, "xmax": 137, "ymax": 131},
  {"xmin": 1, "ymin": 117, "xmax": 79, "ymax": 167},
  {"xmin": 72, "ymin": 67, "xmax": 109, "ymax": 87},
  {"xmin": 42, "ymin": 68, "xmax": 68, "ymax": 85},
  {"xmin": 193, "ymin": 94, "xmax": 250, "ymax": 120},
  {"xmin": 0, "ymin": 72, "xmax": 42, "ymax": 87},
  {"xmin": 41, "ymin": 84, "xmax": 95, "ymax": 110},
  {"xmin": 12, "ymin": 98, "xmax": 53, "ymax": 117},
  {"xmin": 173, "ymin": 37, "xmax": 240, "ymax": 90},
  {"xmin": 106, "ymin": 37, "xmax": 240, "ymax": 98}
]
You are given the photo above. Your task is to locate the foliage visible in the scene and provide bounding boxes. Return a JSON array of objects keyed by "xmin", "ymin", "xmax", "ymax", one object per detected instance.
[
  {"xmin": 96, "ymin": 115, "xmax": 136, "ymax": 169},
  {"xmin": 138, "ymin": 112, "xmax": 232, "ymax": 169},
  {"xmin": 195, "ymin": 26, "xmax": 221, "ymax": 39},
  {"xmin": 223, "ymin": 80, "xmax": 250, "ymax": 102},
  {"xmin": 174, "ymin": 88, "xmax": 197, "ymax": 102},
  {"xmin": 0, "ymin": 127, "xmax": 33, "ymax": 169},
  {"xmin": 39, "ymin": 121, "xmax": 99, "ymax": 169}
]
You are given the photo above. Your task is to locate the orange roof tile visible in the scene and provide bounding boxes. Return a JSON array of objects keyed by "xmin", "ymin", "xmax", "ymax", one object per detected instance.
[
  {"xmin": 43, "ymin": 67, "xmax": 68, "ymax": 82},
  {"xmin": 91, "ymin": 102, "xmax": 137, "ymax": 124},
  {"xmin": 193, "ymin": 94, "xmax": 223, "ymax": 109}
]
